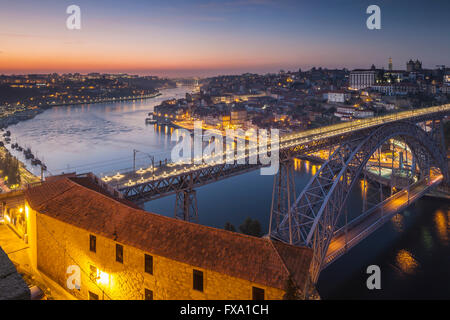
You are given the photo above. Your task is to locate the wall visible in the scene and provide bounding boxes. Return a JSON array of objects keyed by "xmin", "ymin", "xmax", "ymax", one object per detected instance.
[{"xmin": 34, "ymin": 211, "xmax": 285, "ymax": 300}]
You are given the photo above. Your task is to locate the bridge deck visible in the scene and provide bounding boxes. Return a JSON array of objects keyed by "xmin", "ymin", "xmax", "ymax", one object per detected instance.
[
  {"xmin": 102, "ymin": 104, "xmax": 449, "ymax": 201},
  {"xmin": 323, "ymin": 175, "xmax": 443, "ymax": 268}
]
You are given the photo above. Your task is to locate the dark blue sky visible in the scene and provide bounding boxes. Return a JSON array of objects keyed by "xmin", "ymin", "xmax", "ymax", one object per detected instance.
[{"xmin": 0, "ymin": 0, "xmax": 449, "ymax": 75}]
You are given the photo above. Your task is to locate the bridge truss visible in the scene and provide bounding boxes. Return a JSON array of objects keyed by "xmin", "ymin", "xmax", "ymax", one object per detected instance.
[
  {"xmin": 105, "ymin": 105, "xmax": 449, "ymax": 226},
  {"xmin": 270, "ymin": 119, "xmax": 448, "ymax": 285}
]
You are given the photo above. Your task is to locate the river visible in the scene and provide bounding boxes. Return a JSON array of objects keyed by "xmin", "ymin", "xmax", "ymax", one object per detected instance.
[{"xmin": 5, "ymin": 86, "xmax": 450, "ymax": 299}]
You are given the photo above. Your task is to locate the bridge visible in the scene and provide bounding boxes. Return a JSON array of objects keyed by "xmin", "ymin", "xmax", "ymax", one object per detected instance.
[
  {"xmin": 324, "ymin": 173, "xmax": 442, "ymax": 268},
  {"xmin": 101, "ymin": 104, "xmax": 450, "ymax": 291}
]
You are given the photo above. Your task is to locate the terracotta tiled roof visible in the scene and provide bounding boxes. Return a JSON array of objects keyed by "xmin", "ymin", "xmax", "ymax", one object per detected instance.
[{"xmin": 25, "ymin": 177, "xmax": 313, "ymax": 291}]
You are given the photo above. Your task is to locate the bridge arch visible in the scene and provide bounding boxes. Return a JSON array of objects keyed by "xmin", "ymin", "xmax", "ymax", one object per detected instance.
[{"xmin": 271, "ymin": 120, "xmax": 448, "ymax": 283}]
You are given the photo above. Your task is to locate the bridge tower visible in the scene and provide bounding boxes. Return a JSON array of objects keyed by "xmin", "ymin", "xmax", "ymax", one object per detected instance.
[
  {"xmin": 269, "ymin": 158, "xmax": 297, "ymax": 243},
  {"xmin": 175, "ymin": 189, "xmax": 198, "ymax": 223}
]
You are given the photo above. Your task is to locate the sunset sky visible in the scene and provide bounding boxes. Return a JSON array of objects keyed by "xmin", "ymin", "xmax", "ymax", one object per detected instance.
[{"xmin": 0, "ymin": 0, "xmax": 449, "ymax": 77}]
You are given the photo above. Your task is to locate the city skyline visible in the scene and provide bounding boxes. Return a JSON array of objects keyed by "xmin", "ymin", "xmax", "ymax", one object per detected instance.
[{"xmin": 1, "ymin": 0, "xmax": 450, "ymax": 77}]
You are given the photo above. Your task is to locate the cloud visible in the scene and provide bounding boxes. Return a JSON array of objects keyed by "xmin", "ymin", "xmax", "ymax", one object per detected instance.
[{"xmin": 0, "ymin": 32, "xmax": 49, "ymax": 39}]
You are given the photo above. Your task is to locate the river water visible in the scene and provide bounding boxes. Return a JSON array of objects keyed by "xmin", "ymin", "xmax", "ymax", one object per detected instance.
[{"xmin": 6, "ymin": 86, "xmax": 450, "ymax": 299}]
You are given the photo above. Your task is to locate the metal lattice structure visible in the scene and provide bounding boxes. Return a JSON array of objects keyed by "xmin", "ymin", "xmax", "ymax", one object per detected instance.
[
  {"xmin": 103, "ymin": 105, "xmax": 450, "ymax": 221},
  {"xmin": 175, "ymin": 189, "xmax": 198, "ymax": 222},
  {"xmin": 269, "ymin": 159, "xmax": 297, "ymax": 243},
  {"xmin": 270, "ymin": 121, "xmax": 448, "ymax": 284}
]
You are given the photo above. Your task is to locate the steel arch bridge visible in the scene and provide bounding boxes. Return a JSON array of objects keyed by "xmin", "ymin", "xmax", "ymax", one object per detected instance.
[{"xmin": 270, "ymin": 120, "xmax": 448, "ymax": 285}]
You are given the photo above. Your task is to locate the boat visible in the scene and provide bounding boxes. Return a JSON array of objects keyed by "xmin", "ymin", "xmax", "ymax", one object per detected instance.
[
  {"xmin": 145, "ymin": 118, "xmax": 157, "ymax": 124},
  {"xmin": 24, "ymin": 148, "xmax": 35, "ymax": 159},
  {"xmin": 31, "ymin": 159, "xmax": 42, "ymax": 166}
]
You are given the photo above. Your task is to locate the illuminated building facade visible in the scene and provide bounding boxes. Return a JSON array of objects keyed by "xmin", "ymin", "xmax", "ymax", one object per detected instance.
[
  {"xmin": 349, "ymin": 69, "xmax": 377, "ymax": 90},
  {"xmin": 2, "ymin": 175, "xmax": 312, "ymax": 300},
  {"xmin": 230, "ymin": 110, "xmax": 247, "ymax": 127},
  {"xmin": 445, "ymin": 71, "xmax": 450, "ymax": 86}
]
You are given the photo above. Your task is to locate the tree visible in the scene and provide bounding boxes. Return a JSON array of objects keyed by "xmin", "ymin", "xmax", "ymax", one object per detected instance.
[
  {"xmin": 0, "ymin": 150, "xmax": 21, "ymax": 187},
  {"xmin": 239, "ymin": 218, "xmax": 262, "ymax": 237},
  {"xmin": 224, "ymin": 222, "xmax": 236, "ymax": 232}
]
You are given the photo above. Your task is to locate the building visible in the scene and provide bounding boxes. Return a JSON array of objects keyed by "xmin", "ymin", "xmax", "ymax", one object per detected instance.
[
  {"xmin": 3, "ymin": 175, "xmax": 313, "ymax": 300},
  {"xmin": 406, "ymin": 59, "xmax": 422, "ymax": 72},
  {"xmin": 349, "ymin": 69, "xmax": 377, "ymax": 90},
  {"xmin": 334, "ymin": 106, "xmax": 355, "ymax": 121},
  {"xmin": 353, "ymin": 110, "xmax": 374, "ymax": 119},
  {"xmin": 230, "ymin": 109, "xmax": 247, "ymax": 127},
  {"xmin": 445, "ymin": 70, "xmax": 450, "ymax": 86},
  {"xmin": 326, "ymin": 91, "xmax": 351, "ymax": 103},
  {"xmin": 371, "ymin": 84, "xmax": 394, "ymax": 96}
]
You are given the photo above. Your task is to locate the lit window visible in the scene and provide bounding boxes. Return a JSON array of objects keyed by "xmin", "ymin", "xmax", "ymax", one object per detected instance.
[{"xmin": 193, "ymin": 270, "xmax": 203, "ymax": 292}]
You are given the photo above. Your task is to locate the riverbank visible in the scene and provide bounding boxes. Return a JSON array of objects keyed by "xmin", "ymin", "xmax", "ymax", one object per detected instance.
[
  {"xmin": 0, "ymin": 92, "xmax": 163, "ymax": 130},
  {"xmin": 0, "ymin": 146, "xmax": 40, "ymax": 191}
]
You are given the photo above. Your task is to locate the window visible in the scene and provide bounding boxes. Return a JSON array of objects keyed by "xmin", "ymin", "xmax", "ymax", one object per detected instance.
[
  {"xmin": 145, "ymin": 254, "xmax": 153, "ymax": 275},
  {"xmin": 89, "ymin": 234, "xmax": 96, "ymax": 253},
  {"xmin": 89, "ymin": 291, "xmax": 99, "ymax": 300},
  {"xmin": 144, "ymin": 289, "xmax": 153, "ymax": 300},
  {"xmin": 193, "ymin": 269, "xmax": 203, "ymax": 292},
  {"xmin": 252, "ymin": 287, "xmax": 265, "ymax": 300},
  {"xmin": 116, "ymin": 244, "xmax": 123, "ymax": 263}
]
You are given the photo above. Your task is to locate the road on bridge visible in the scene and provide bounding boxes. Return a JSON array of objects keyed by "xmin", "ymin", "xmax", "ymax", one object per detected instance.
[{"xmin": 324, "ymin": 174, "xmax": 443, "ymax": 267}]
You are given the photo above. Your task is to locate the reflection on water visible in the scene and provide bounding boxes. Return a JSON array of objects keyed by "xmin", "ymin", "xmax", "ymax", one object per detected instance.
[
  {"xmin": 319, "ymin": 198, "xmax": 450, "ymax": 299},
  {"xmin": 391, "ymin": 213, "xmax": 404, "ymax": 233},
  {"xmin": 434, "ymin": 210, "xmax": 449, "ymax": 244},
  {"xmin": 395, "ymin": 249, "xmax": 419, "ymax": 275},
  {"xmin": 294, "ymin": 158, "xmax": 302, "ymax": 171}
]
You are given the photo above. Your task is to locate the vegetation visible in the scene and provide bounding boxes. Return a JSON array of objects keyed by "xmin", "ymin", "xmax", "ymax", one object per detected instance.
[
  {"xmin": 0, "ymin": 150, "xmax": 21, "ymax": 186},
  {"xmin": 239, "ymin": 217, "xmax": 262, "ymax": 237},
  {"xmin": 224, "ymin": 222, "xmax": 236, "ymax": 232}
]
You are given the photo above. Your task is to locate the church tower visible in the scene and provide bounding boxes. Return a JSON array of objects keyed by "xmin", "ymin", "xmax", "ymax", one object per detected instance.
[{"xmin": 388, "ymin": 57, "xmax": 393, "ymax": 71}]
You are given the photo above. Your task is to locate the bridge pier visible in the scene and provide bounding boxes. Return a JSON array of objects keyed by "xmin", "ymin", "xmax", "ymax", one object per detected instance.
[
  {"xmin": 269, "ymin": 158, "xmax": 296, "ymax": 243},
  {"xmin": 174, "ymin": 189, "xmax": 198, "ymax": 223}
]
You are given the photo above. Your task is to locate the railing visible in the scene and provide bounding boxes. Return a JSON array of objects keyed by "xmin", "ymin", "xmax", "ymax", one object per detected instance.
[
  {"xmin": 282, "ymin": 104, "xmax": 450, "ymax": 143},
  {"xmin": 333, "ymin": 178, "xmax": 424, "ymax": 237},
  {"xmin": 323, "ymin": 175, "xmax": 443, "ymax": 267}
]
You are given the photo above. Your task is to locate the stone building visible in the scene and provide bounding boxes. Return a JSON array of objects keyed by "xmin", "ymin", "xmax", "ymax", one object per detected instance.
[
  {"xmin": 406, "ymin": 59, "xmax": 422, "ymax": 72},
  {"xmin": 16, "ymin": 175, "xmax": 312, "ymax": 300}
]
